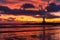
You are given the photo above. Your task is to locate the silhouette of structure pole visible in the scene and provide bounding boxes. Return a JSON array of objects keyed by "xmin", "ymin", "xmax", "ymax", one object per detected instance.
[
  {"xmin": 42, "ymin": 15, "xmax": 45, "ymax": 40},
  {"xmin": 39, "ymin": 4, "xmax": 46, "ymax": 40},
  {"xmin": 43, "ymin": 15, "xmax": 45, "ymax": 23}
]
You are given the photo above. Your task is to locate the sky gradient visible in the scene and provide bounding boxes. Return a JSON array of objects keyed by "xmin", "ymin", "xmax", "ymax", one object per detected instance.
[{"xmin": 0, "ymin": 0, "xmax": 60, "ymax": 23}]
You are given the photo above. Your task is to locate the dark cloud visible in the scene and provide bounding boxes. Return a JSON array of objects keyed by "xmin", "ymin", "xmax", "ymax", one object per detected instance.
[
  {"xmin": 55, "ymin": 0, "xmax": 60, "ymax": 3},
  {"xmin": 0, "ymin": 0, "xmax": 6, "ymax": 3},
  {"xmin": 56, "ymin": 0, "xmax": 60, "ymax": 1},
  {"xmin": 0, "ymin": 0, "xmax": 18, "ymax": 4},
  {"xmin": 0, "ymin": 0, "xmax": 32, "ymax": 4}
]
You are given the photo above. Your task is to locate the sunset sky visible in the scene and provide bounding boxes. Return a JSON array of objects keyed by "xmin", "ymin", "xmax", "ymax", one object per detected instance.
[
  {"xmin": 0, "ymin": 0, "xmax": 60, "ymax": 23},
  {"xmin": 0, "ymin": 0, "xmax": 59, "ymax": 9}
]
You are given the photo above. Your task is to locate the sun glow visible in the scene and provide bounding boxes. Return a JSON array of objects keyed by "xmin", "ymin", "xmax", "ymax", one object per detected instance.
[
  {"xmin": 0, "ymin": 14, "xmax": 43, "ymax": 23},
  {"xmin": 45, "ymin": 18, "xmax": 60, "ymax": 23},
  {"xmin": 0, "ymin": 14, "xmax": 60, "ymax": 23}
]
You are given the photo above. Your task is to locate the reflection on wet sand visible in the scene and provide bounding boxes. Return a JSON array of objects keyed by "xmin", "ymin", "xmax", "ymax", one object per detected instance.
[{"xmin": 0, "ymin": 25, "xmax": 60, "ymax": 40}]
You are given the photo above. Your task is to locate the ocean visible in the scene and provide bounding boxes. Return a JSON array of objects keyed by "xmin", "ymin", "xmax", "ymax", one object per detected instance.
[{"xmin": 0, "ymin": 25, "xmax": 60, "ymax": 40}]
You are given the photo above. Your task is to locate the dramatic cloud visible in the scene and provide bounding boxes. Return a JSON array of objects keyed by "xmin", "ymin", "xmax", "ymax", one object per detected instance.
[
  {"xmin": 0, "ymin": 0, "xmax": 6, "ymax": 3},
  {"xmin": 0, "ymin": 0, "xmax": 59, "ymax": 9},
  {"xmin": 0, "ymin": 0, "xmax": 48, "ymax": 9},
  {"xmin": 55, "ymin": 0, "xmax": 60, "ymax": 2}
]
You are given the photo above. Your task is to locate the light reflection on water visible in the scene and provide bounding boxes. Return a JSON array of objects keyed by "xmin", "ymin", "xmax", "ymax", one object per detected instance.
[{"xmin": 0, "ymin": 25, "xmax": 60, "ymax": 40}]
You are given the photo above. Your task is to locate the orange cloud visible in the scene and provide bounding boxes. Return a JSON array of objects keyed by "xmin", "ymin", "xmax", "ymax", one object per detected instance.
[
  {"xmin": 0, "ymin": 0, "xmax": 57, "ymax": 9},
  {"xmin": 0, "ymin": 0, "xmax": 45, "ymax": 8}
]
